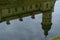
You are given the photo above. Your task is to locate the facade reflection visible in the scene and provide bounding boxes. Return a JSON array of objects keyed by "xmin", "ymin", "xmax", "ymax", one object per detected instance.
[{"xmin": 0, "ymin": 0, "xmax": 56, "ymax": 38}]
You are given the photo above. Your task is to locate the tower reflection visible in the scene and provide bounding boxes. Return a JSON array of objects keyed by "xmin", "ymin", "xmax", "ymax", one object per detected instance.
[{"xmin": 41, "ymin": 10, "xmax": 52, "ymax": 37}]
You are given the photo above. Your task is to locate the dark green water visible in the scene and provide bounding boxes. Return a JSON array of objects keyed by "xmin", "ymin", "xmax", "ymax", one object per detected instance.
[{"xmin": 0, "ymin": 0, "xmax": 60, "ymax": 40}]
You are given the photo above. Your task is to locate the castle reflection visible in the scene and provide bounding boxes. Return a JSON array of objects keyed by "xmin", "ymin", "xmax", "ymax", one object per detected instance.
[{"xmin": 0, "ymin": 0, "xmax": 56, "ymax": 38}]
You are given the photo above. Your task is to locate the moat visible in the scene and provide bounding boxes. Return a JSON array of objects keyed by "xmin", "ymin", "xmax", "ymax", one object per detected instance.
[{"xmin": 0, "ymin": 0, "xmax": 60, "ymax": 40}]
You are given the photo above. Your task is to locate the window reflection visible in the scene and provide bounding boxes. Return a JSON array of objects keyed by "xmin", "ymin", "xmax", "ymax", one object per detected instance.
[
  {"xmin": 22, "ymin": 7, "xmax": 25, "ymax": 10},
  {"xmin": 46, "ymin": 4, "xmax": 49, "ymax": 8},
  {"xmin": 8, "ymin": 8, "xmax": 10, "ymax": 13},
  {"xmin": 15, "ymin": 8, "xmax": 17, "ymax": 12},
  {"xmin": 30, "ymin": 5, "xmax": 32, "ymax": 9},
  {"xmin": 35, "ymin": 4, "xmax": 38, "ymax": 8}
]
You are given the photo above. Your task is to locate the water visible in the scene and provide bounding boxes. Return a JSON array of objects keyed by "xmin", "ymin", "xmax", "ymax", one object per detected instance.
[{"xmin": 0, "ymin": 0, "xmax": 60, "ymax": 40}]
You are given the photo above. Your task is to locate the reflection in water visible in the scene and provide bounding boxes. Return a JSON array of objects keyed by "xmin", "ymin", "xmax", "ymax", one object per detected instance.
[
  {"xmin": 0, "ymin": 0, "xmax": 55, "ymax": 24},
  {"xmin": 0, "ymin": 0, "xmax": 58, "ymax": 40},
  {"xmin": 41, "ymin": 10, "xmax": 52, "ymax": 37}
]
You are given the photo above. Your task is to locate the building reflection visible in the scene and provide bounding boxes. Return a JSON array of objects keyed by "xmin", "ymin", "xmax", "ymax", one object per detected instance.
[
  {"xmin": 0, "ymin": 9, "xmax": 54, "ymax": 37},
  {"xmin": 0, "ymin": 0, "xmax": 56, "ymax": 37}
]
